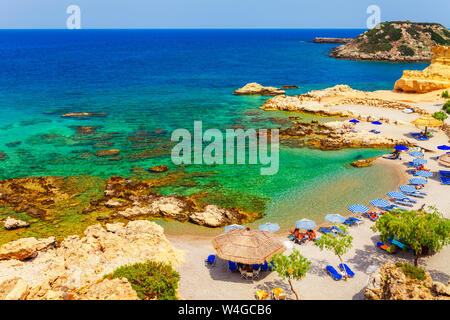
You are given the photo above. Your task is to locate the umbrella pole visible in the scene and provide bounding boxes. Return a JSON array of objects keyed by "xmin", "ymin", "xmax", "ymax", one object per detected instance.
[{"xmin": 424, "ymin": 126, "xmax": 428, "ymax": 136}]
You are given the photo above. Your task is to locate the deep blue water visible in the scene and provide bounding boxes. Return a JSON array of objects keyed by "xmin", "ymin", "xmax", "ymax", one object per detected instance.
[{"xmin": 0, "ymin": 29, "xmax": 428, "ymax": 231}]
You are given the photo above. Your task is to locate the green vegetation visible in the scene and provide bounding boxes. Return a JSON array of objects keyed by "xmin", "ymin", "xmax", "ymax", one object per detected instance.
[
  {"xmin": 399, "ymin": 45, "xmax": 415, "ymax": 56},
  {"xmin": 395, "ymin": 262, "xmax": 426, "ymax": 281},
  {"xmin": 104, "ymin": 261, "xmax": 180, "ymax": 300},
  {"xmin": 425, "ymin": 28, "xmax": 450, "ymax": 45},
  {"xmin": 442, "ymin": 90, "xmax": 449, "ymax": 99},
  {"xmin": 271, "ymin": 250, "xmax": 311, "ymax": 300},
  {"xmin": 315, "ymin": 225, "xmax": 353, "ymax": 280},
  {"xmin": 442, "ymin": 100, "xmax": 450, "ymax": 114},
  {"xmin": 432, "ymin": 111, "xmax": 448, "ymax": 121},
  {"xmin": 372, "ymin": 207, "xmax": 450, "ymax": 266}
]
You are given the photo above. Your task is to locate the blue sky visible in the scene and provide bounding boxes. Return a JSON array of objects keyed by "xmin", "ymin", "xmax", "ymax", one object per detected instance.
[{"xmin": 1, "ymin": 0, "xmax": 448, "ymax": 29}]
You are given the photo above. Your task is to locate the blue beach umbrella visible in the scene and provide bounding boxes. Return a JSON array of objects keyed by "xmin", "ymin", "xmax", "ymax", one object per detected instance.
[
  {"xmin": 348, "ymin": 204, "xmax": 369, "ymax": 214},
  {"xmin": 409, "ymin": 151, "xmax": 424, "ymax": 158},
  {"xmin": 409, "ymin": 178, "xmax": 428, "ymax": 185},
  {"xmin": 369, "ymin": 199, "xmax": 390, "ymax": 208},
  {"xmin": 399, "ymin": 185, "xmax": 417, "ymax": 193},
  {"xmin": 394, "ymin": 145, "xmax": 409, "ymax": 151},
  {"xmin": 437, "ymin": 145, "xmax": 450, "ymax": 151},
  {"xmin": 296, "ymin": 219, "xmax": 316, "ymax": 230},
  {"xmin": 325, "ymin": 214, "xmax": 347, "ymax": 224},
  {"xmin": 371, "ymin": 121, "xmax": 382, "ymax": 125},
  {"xmin": 387, "ymin": 191, "xmax": 407, "ymax": 200},
  {"xmin": 349, "ymin": 119, "xmax": 360, "ymax": 124},
  {"xmin": 414, "ymin": 170, "xmax": 433, "ymax": 178},
  {"xmin": 258, "ymin": 223, "xmax": 280, "ymax": 232},
  {"xmin": 413, "ymin": 158, "xmax": 427, "ymax": 165},
  {"xmin": 225, "ymin": 224, "xmax": 245, "ymax": 232}
]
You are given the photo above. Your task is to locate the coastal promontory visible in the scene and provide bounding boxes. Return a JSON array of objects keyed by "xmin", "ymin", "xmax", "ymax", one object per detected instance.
[{"xmin": 330, "ymin": 21, "xmax": 450, "ymax": 62}]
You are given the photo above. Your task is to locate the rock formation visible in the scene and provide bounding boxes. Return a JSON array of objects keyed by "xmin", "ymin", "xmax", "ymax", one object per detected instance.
[
  {"xmin": 148, "ymin": 165, "xmax": 169, "ymax": 173},
  {"xmin": 312, "ymin": 37, "xmax": 352, "ymax": 44},
  {"xmin": 233, "ymin": 83, "xmax": 285, "ymax": 96},
  {"xmin": 330, "ymin": 21, "xmax": 450, "ymax": 62},
  {"xmin": 394, "ymin": 45, "xmax": 450, "ymax": 93},
  {"xmin": 364, "ymin": 263, "xmax": 450, "ymax": 300},
  {"xmin": 0, "ymin": 220, "xmax": 183, "ymax": 300}
]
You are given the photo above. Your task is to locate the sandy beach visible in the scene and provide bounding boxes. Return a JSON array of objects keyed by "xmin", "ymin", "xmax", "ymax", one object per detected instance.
[{"xmin": 169, "ymin": 97, "xmax": 450, "ymax": 300}]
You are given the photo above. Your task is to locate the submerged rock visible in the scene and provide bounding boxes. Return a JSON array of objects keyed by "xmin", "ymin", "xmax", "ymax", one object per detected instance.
[
  {"xmin": 351, "ymin": 156, "xmax": 379, "ymax": 168},
  {"xmin": 95, "ymin": 149, "xmax": 120, "ymax": 157},
  {"xmin": 61, "ymin": 112, "xmax": 107, "ymax": 118},
  {"xmin": 148, "ymin": 165, "xmax": 169, "ymax": 173},
  {"xmin": 0, "ymin": 152, "xmax": 8, "ymax": 160},
  {"xmin": 5, "ymin": 141, "xmax": 21, "ymax": 148}
]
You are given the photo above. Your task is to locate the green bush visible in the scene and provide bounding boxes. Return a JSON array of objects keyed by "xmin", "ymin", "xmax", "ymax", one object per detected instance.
[
  {"xmin": 443, "ymin": 100, "xmax": 450, "ymax": 114},
  {"xmin": 104, "ymin": 261, "xmax": 180, "ymax": 300},
  {"xmin": 395, "ymin": 262, "xmax": 426, "ymax": 281},
  {"xmin": 399, "ymin": 45, "xmax": 415, "ymax": 56},
  {"xmin": 442, "ymin": 91, "xmax": 449, "ymax": 99},
  {"xmin": 432, "ymin": 111, "xmax": 448, "ymax": 121}
]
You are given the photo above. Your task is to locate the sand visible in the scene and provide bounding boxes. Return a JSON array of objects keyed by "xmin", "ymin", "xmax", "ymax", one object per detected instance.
[{"xmin": 169, "ymin": 97, "xmax": 450, "ymax": 300}]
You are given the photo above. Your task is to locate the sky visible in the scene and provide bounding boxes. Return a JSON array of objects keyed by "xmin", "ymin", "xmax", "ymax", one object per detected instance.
[{"xmin": 0, "ymin": 0, "xmax": 448, "ymax": 29}]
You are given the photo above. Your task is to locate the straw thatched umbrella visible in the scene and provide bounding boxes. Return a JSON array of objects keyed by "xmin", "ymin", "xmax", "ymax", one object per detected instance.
[
  {"xmin": 410, "ymin": 114, "xmax": 443, "ymax": 135},
  {"xmin": 212, "ymin": 227, "xmax": 285, "ymax": 265},
  {"xmin": 439, "ymin": 153, "xmax": 450, "ymax": 167}
]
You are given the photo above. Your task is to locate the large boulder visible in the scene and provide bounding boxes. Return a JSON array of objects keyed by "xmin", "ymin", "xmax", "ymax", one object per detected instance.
[
  {"xmin": 0, "ymin": 237, "xmax": 55, "ymax": 260},
  {"xmin": 233, "ymin": 83, "xmax": 285, "ymax": 96},
  {"xmin": 71, "ymin": 278, "xmax": 139, "ymax": 300},
  {"xmin": 0, "ymin": 278, "xmax": 29, "ymax": 300},
  {"xmin": 3, "ymin": 217, "xmax": 30, "ymax": 230}
]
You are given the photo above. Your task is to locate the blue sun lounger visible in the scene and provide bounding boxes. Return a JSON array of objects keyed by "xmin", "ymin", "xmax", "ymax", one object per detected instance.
[
  {"xmin": 260, "ymin": 261, "xmax": 269, "ymax": 271},
  {"xmin": 404, "ymin": 191, "xmax": 426, "ymax": 198},
  {"xmin": 326, "ymin": 265, "xmax": 342, "ymax": 280},
  {"xmin": 388, "ymin": 238, "xmax": 408, "ymax": 250},
  {"xmin": 338, "ymin": 264, "xmax": 355, "ymax": 278},
  {"xmin": 394, "ymin": 199, "xmax": 414, "ymax": 207},
  {"xmin": 343, "ymin": 219, "xmax": 356, "ymax": 226},
  {"xmin": 331, "ymin": 226, "xmax": 347, "ymax": 236},
  {"xmin": 228, "ymin": 261, "xmax": 237, "ymax": 271},
  {"xmin": 205, "ymin": 255, "xmax": 216, "ymax": 266},
  {"xmin": 439, "ymin": 171, "xmax": 450, "ymax": 177},
  {"xmin": 320, "ymin": 227, "xmax": 337, "ymax": 237},
  {"xmin": 348, "ymin": 217, "xmax": 363, "ymax": 224},
  {"xmin": 370, "ymin": 129, "xmax": 381, "ymax": 134},
  {"xmin": 440, "ymin": 177, "xmax": 450, "ymax": 184}
]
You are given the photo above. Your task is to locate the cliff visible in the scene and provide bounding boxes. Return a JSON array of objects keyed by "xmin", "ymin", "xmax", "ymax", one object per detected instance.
[
  {"xmin": 394, "ymin": 45, "xmax": 450, "ymax": 93},
  {"xmin": 330, "ymin": 21, "xmax": 450, "ymax": 62}
]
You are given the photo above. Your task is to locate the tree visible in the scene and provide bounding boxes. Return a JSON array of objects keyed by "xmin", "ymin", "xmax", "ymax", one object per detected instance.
[
  {"xmin": 271, "ymin": 249, "xmax": 311, "ymax": 300},
  {"xmin": 372, "ymin": 207, "xmax": 450, "ymax": 266},
  {"xmin": 315, "ymin": 225, "xmax": 353, "ymax": 280},
  {"xmin": 432, "ymin": 110, "xmax": 448, "ymax": 121}
]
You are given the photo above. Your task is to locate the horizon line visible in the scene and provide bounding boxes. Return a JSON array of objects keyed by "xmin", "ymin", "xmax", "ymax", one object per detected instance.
[{"xmin": 0, "ymin": 27, "xmax": 372, "ymax": 31}]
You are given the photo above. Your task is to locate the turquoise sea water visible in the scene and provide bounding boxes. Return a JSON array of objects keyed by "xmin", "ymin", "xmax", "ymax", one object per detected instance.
[{"xmin": 0, "ymin": 30, "xmax": 427, "ymax": 234}]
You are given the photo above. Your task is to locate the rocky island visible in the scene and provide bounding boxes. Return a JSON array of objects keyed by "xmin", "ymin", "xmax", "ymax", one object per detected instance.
[{"xmin": 330, "ymin": 21, "xmax": 450, "ymax": 62}]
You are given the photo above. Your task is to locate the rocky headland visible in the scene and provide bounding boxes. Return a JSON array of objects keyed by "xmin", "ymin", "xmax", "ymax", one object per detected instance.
[
  {"xmin": 330, "ymin": 21, "xmax": 450, "ymax": 62},
  {"xmin": 394, "ymin": 45, "xmax": 450, "ymax": 93},
  {"xmin": 0, "ymin": 220, "xmax": 183, "ymax": 300}
]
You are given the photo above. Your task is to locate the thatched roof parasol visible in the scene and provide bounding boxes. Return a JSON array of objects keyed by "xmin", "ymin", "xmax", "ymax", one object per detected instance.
[
  {"xmin": 439, "ymin": 153, "xmax": 450, "ymax": 167},
  {"xmin": 411, "ymin": 114, "xmax": 443, "ymax": 127},
  {"xmin": 212, "ymin": 228, "xmax": 285, "ymax": 265}
]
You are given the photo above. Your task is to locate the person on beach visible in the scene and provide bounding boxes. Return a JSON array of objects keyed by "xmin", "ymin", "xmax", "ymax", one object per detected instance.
[{"xmin": 306, "ymin": 229, "xmax": 316, "ymax": 241}]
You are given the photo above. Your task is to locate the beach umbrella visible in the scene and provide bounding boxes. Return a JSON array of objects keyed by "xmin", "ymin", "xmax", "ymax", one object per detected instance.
[
  {"xmin": 349, "ymin": 119, "xmax": 360, "ymax": 124},
  {"xmin": 394, "ymin": 145, "xmax": 409, "ymax": 151},
  {"xmin": 413, "ymin": 158, "xmax": 427, "ymax": 165},
  {"xmin": 369, "ymin": 199, "xmax": 390, "ymax": 208},
  {"xmin": 295, "ymin": 218, "xmax": 316, "ymax": 230},
  {"xmin": 387, "ymin": 191, "xmax": 407, "ymax": 200},
  {"xmin": 438, "ymin": 153, "xmax": 450, "ymax": 167},
  {"xmin": 409, "ymin": 178, "xmax": 428, "ymax": 185},
  {"xmin": 371, "ymin": 121, "xmax": 382, "ymax": 125},
  {"xmin": 409, "ymin": 151, "xmax": 424, "ymax": 158},
  {"xmin": 212, "ymin": 228, "xmax": 285, "ymax": 265},
  {"xmin": 348, "ymin": 204, "xmax": 369, "ymax": 214},
  {"xmin": 437, "ymin": 145, "xmax": 450, "ymax": 151},
  {"xmin": 225, "ymin": 224, "xmax": 245, "ymax": 232},
  {"xmin": 411, "ymin": 114, "xmax": 443, "ymax": 135},
  {"xmin": 414, "ymin": 170, "xmax": 433, "ymax": 178},
  {"xmin": 399, "ymin": 185, "xmax": 418, "ymax": 193},
  {"xmin": 258, "ymin": 223, "xmax": 280, "ymax": 232},
  {"xmin": 325, "ymin": 214, "xmax": 347, "ymax": 224}
]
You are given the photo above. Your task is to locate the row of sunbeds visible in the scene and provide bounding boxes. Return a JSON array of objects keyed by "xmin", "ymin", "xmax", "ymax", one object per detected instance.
[
  {"xmin": 440, "ymin": 170, "xmax": 450, "ymax": 185},
  {"xmin": 326, "ymin": 264, "xmax": 355, "ymax": 281}
]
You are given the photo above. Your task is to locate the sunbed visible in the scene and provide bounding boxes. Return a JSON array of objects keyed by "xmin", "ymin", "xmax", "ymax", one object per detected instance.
[
  {"xmin": 370, "ymin": 129, "xmax": 381, "ymax": 134},
  {"xmin": 252, "ymin": 264, "xmax": 260, "ymax": 271},
  {"xmin": 439, "ymin": 170, "xmax": 450, "ymax": 177},
  {"xmin": 320, "ymin": 227, "xmax": 337, "ymax": 237},
  {"xmin": 338, "ymin": 263, "xmax": 355, "ymax": 278},
  {"xmin": 348, "ymin": 217, "xmax": 363, "ymax": 224},
  {"xmin": 383, "ymin": 204, "xmax": 408, "ymax": 211},
  {"xmin": 363, "ymin": 212, "xmax": 378, "ymax": 221},
  {"xmin": 388, "ymin": 238, "xmax": 408, "ymax": 250},
  {"xmin": 228, "ymin": 261, "xmax": 238, "ymax": 271},
  {"xmin": 331, "ymin": 226, "xmax": 347, "ymax": 236},
  {"xmin": 440, "ymin": 177, "xmax": 450, "ymax": 184},
  {"xmin": 343, "ymin": 219, "xmax": 356, "ymax": 226},
  {"xmin": 288, "ymin": 232, "xmax": 308, "ymax": 244},
  {"xmin": 394, "ymin": 199, "xmax": 414, "ymax": 207},
  {"xmin": 205, "ymin": 255, "xmax": 216, "ymax": 266},
  {"xmin": 260, "ymin": 261, "xmax": 269, "ymax": 271},
  {"xmin": 404, "ymin": 192, "xmax": 426, "ymax": 198},
  {"xmin": 272, "ymin": 288, "xmax": 287, "ymax": 300},
  {"xmin": 255, "ymin": 290, "xmax": 269, "ymax": 300},
  {"xmin": 326, "ymin": 265, "xmax": 343, "ymax": 280},
  {"xmin": 377, "ymin": 242, "xmax": 396, "ymax": 253}
]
